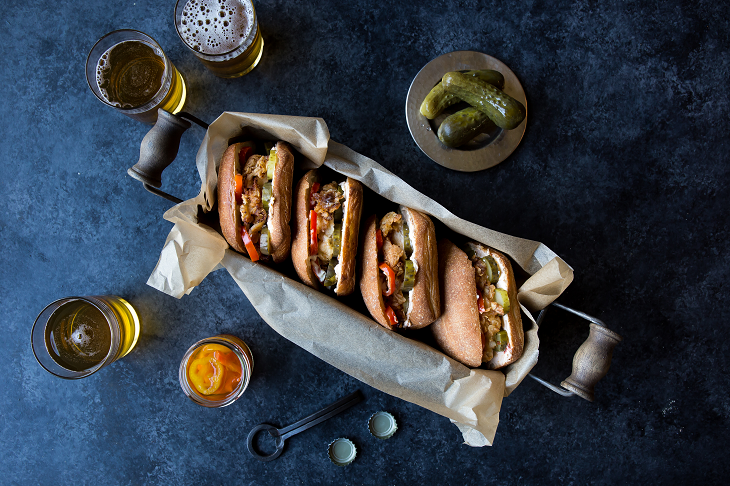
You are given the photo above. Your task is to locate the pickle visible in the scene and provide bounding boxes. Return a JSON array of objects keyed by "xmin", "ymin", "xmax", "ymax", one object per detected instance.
[
  {"xmin": 332, "ymin": 185, "xmax": 345, "ymax": 221},
  {"xmin": 494, "ymin": 330, "xmax": 508, "ymax": 344},
  {"xmin": 438, "ymin": 107, "xmax": 497, "ymax": 148},
  {"xmin": 481, "ymin": 256, "xmax": 500, "ymax": 284},
  {"xmin": 262, "ymin": 182, "xmax": 273, "ymax": 210},
  {"xmin": 402, "ymin": 260, "xmax": 416, "ymax": 292},
  {"xmin": 494, "ymin": 329, "xmax": 509, "ymax": 352},
  {"xmin": 259, "ymin": 226, "xmax": 271, "ymax": 256},
  {"xmin": 494, "ymin": 288, "xmax": 511, "ymax": 313},
  {"xmin": 441, "ymin": 71, "xmax": 526, "ymax": 130},
  {"xmin": 266, "ymin": 149, "xmax": 277, "ymax": 180},
  {"xmin": 323, "ymin": 258, "xmax": 338, "ymax": 287},
  {"xmin": 332, "ymin": 223, "xmax": 342, "ymax": 256},
  {"xmin": 402, "ymin": 223, "xmax": 413, "ymax": 256},
  {"xmin": 420, "ymin": 70, "xmax": 505, "ymax": 119}
]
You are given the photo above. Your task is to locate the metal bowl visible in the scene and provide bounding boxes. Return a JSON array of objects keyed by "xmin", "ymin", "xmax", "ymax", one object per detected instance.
[{"xmin": 405, "ymin": 51, "xmax": 527, "ymax": 172}]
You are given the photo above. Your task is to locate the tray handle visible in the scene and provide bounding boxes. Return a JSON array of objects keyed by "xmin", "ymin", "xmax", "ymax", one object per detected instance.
[
  {"xmin": 127, "ymin": 109, "xmax": 209, "ymax": 204},
  {"xmin": 529, "ymin": 303, "xmax": 622, "ymax": 402}
]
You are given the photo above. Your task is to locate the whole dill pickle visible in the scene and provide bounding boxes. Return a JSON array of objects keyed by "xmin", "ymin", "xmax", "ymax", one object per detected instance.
[
  {"xmin": 419, "ymin": 70, "xmax": 505, "ymax": 119},
  {"xmin": 437, "ymin": 107, "xmax": 496, "ymax": 148},
  {"xmin": 441, "ymin": 71, "xmax": 526, "ymax": 130}
]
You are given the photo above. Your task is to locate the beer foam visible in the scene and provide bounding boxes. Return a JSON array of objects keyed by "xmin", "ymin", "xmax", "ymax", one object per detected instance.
[{"xmin": 178, "ymin": 0, "xmax": 254, "ymax": 55}]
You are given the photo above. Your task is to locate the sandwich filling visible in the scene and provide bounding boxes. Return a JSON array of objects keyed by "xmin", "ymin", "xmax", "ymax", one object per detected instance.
[
  {"xmin": 377, "ymin": 212, "xmax": 416, "ymax": 328},
  {"xmin": 465, "ymin": 245, "xmax": 511, "ymax": 362},
  {"xmin": 309, "ymin": 180, "xmax": 346, "ymax": 289},
  {"xmin": 236, "ymin": 144, "xmax": 277, "ymax": 261}
]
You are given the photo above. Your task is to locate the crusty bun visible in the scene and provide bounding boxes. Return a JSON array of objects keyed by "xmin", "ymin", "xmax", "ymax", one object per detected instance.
[
  {"xmin": 334, "ymin": 177, "xmax": 363, "ymax": 295},
  {"xmin": 431, "ymin": 239, "xmax": 524, "ymax": 369},
  {"xmin": 360, "ymin": 214, "xmax": 390, "ymax": 328},
  {"xmin": 401, "ymin": 206, "xmax": 440, "ymax": 327},
  {"xmin": 216, "ymin": 141, "xmax": 294, "ymax": 263},
  {"xmin": 268, "ymin": 141, "xmax": 294, "ymax": 263},
  {"xmin": 431, "ymin": 239, "xmax": 483, "ymax": 367},
  {"xmin": 360, "ymin": 214, "xmax": 391, "ymax": 329},
  {"xmin": 217, "ymin": 143, "xmax": 246, "ymax": 254},
  {"xmin": 292, "ymin": 170, "xmax": 363, "ymax": 295},
  {"xmin": 466, "ymin": 241, "xmax": 524, "ymax": 369},
  {"xmin": 360, "ymin": 207, "xmax": 440, "ymax": 330},
  {"xmin": 291, "ymin": 170, "xmax": 319, "ymax": 288}
]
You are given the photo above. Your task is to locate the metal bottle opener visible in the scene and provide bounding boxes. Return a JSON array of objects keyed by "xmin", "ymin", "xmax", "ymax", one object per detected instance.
[{"xmin": 247, "ymin": 390, "xmax": 364, "ymax": 462}]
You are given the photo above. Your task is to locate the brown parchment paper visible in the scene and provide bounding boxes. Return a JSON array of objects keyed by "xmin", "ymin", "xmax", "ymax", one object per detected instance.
[{"xmin": 146, "ymin": 112, "xmax": 574, "ymax": 446}]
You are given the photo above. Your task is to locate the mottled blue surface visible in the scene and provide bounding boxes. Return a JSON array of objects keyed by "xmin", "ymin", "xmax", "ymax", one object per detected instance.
[{"xmin": 1, "ymin": 0, "xmax": 728, "ymax": 484}]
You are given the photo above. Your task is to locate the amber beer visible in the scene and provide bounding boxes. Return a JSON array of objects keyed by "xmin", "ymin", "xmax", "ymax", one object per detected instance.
[
  {"xmin": 31, "ymin": 296, "xmax": 141, "ymax": 379},
  {"xmin": 86, "ymin": 30, "xmax": 187, "ymax": 125},
  {"xmin": 175, "ymin": 0, "xmax": 264, "ymax": 78}
]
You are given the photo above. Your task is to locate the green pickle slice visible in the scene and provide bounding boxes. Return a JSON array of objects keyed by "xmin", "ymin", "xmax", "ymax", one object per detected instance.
[
  {"xmin": 332, "ymin": 224, "xmax": 342, "ymax": 256},
  {"xmin": 494, "ymin": 288, "xmax": 510, "ymax": 313},
  {"xmin": 402, "ymin": 260, "xmax": 416, "ymax": 292},
  {"xmin": 494, "ymin": 331, "xmax": 508, "ymax": 352},
  {"xmin": 481, "ymin": 256, "xmax": 500, "ymax": 284},
  {"xmin": 323, "ymin": 258, "xmax": 338, "ymax": 287},
  {"xmin": 266, "ymin": 149, "xmax": 277, "ymax": 180},
  {"xmin": 259, "ymin": 226, "xmax": 271, "ymax": 256},
  {"xmin": 494, "ymin": 330, "xmax": 508, "ymax": 344},
  {"xmin": 330, "ymin": 185, "xmax": 345, "ymax": 221},
  {"xmin": 402, "ymin": 223, "xmax": 413, "ymax": 256},
  {"xmin": 262, "ymin": 182, "xmax": 273, "ymax": 210}
]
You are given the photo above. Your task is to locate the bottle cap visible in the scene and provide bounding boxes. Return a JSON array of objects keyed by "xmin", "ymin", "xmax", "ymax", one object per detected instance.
[
  {"xmin": 327, "ymin": 437, "xmax": 357, "ymax": 466},
  {"xmin": 368, "ymin": 411, "xmax": 397, "ymax": 439}
]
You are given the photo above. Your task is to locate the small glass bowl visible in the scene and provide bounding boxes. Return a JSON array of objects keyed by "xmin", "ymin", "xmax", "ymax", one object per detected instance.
[{"xmin": 179, "ymin": 334, "xmax": 254, "ymax": 408}]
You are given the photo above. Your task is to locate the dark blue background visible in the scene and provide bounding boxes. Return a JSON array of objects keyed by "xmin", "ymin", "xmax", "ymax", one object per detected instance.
[{"xmin": 1, "ymin": 0, "xmax": 728, "ymax": 484}]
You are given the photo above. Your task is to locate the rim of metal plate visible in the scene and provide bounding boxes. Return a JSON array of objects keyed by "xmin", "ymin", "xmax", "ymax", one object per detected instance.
[{"xmin": 405, "ymin": 51, "xmax": 527, "ymax": 172}]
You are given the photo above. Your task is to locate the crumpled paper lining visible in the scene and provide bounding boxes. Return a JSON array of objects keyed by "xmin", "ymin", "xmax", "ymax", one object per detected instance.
[{"xmin": 146, "ymin": 112, "xmax": 573, "ymax": 446}]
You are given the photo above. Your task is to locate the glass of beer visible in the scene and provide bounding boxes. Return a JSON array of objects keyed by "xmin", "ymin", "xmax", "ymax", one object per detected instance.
[
  {"xmin": 31, "ymin": 296, "xmax": 141, "ymax": 379},
  {"xmin": 174, "ymin": 0, "xmax": 264, "ymax": 78},
  {"xmin": 86, "ymin": 30, "xmax": 187, "ymax": 125}
]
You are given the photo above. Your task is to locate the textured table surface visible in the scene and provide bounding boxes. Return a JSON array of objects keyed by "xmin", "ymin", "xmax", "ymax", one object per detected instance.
[{"xmin": 1, "ymin": 0, "xmax": 728, "ymax": 484}]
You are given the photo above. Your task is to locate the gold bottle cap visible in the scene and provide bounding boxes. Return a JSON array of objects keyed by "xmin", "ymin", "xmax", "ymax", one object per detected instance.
[
  {"xmin": 368, "ymin": 411, "xmax": 397, "ymax": 440},
  {"xmin": 327, "ymin": 438, "xmax": 357, "ymax": 466}
]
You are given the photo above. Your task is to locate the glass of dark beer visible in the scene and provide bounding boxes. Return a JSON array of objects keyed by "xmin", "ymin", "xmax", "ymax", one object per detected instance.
[
  {"xmin": 86, "ymin": 30, "xmax": 187, "ymax": 125},
  {"xmin": 174, "ymin": 0, "xmax": 264, "ymax": 78}
]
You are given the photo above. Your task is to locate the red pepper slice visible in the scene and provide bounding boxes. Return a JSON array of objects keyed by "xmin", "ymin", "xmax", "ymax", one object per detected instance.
[
  {"xmin": 376, "ymin": 229, "xmax": 383, "ymax": 249},
  {"xmin": 379, "ymin": 262, "xmax": 396, "ymax": 297},
  {"xmin": 235, "ymin": 174, "xmax": 243, "ymax": 204},
  {"xmin": 309, "ymin": 209, "xmax": 318, "ymax": 255},
  {"xmin": 310, "ymin": 182, "xmax": 320, "ymax": 209},
  {"xmin": 241, "ymin": 227, "xmax": 260, "ymax": 262},
  {"xmin": 385, "ymin": 306, "xmax": 398, "ymax": 328},
  {"xmin": 476, "ymin": 289, "xmax": 486, "ymax": 314},
  {"xmin": 239, "ymin": 145, "xmax": 253, "ymax": 163}
]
